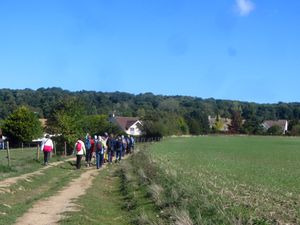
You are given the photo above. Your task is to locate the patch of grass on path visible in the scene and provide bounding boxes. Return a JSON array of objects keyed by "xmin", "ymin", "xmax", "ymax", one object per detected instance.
[
  {"xmin": 0, "ymin": 161, "xmax": 82, "ymax": 225},
  {"xmin": 60, "ymin": 165, "xmax": 131, "ymax": 225}
]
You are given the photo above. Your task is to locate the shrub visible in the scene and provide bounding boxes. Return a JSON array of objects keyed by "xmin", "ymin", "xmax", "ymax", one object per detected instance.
[{"xmin": 267, "ymin": 125, "xmax": 283, "ymax": 135}]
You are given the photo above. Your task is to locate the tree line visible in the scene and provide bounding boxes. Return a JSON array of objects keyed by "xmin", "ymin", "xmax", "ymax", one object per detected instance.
[{"xmin": 1, "ymin": 88, "xmax": 300, "ymax": 149}]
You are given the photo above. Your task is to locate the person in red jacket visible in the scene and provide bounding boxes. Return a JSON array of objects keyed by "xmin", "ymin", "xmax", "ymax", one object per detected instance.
[{"xmin": 89, "ymin": 136, "xmax": 95, "ymax": 166}]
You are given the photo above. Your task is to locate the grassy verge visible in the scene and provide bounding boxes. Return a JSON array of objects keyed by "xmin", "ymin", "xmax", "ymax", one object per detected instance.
[
  {"xmin": 0, "ymin": 161, "xmax": 82, "ymax": 225},
  {"xmin": 128, "ymin": 149, "xmax": 194, "ymax": 225},
  {"xmin": 60, "ymin": 165, "xmax": 131, "ymax": 225},
  {"xmin": 118, "ymin": 157, "xmax": 166, "ymax": 225},
  {"xmin": 0, "ymin": 148, "xmax": 72, "ymax": 180}
]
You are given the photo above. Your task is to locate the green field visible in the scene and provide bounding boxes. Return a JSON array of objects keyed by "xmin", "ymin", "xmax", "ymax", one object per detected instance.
[{"xmin": 144, "ymin": 136, "xmax": 300, "ymax": 224}]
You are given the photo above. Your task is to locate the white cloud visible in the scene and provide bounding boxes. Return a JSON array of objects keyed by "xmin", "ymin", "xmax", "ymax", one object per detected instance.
[{"xmin": 235, "ymin": 0, "xmax": 255, "ymax": 16}]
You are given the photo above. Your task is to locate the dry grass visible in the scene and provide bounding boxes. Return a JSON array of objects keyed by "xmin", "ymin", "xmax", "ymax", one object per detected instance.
[
  {"xmin": 148, "ymin": 183, "xmax": 164, "ymax": 207},
  {"xmin": 173, "ymin": 210, "xmax": 193, "ymax": 225}
]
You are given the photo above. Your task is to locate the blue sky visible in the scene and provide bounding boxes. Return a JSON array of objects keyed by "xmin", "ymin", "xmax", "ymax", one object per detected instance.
[{"xmin": 0, "ymin": 0, "xmax": 299, "ymax": 103}]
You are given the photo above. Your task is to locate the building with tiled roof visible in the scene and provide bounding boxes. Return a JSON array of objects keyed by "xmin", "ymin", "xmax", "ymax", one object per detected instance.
[{"xmin": 111, "ymin": 116, "xmax": 143, "ymax": 136}]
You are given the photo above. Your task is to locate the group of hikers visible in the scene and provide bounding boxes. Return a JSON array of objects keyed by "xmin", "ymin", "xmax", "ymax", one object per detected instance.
[
  {"xmin": 74, "ymin": 133, "xmax": 135, "ymax": 169},
  {"xmin": 41, "ymin": 133, "xmax": 135, "ymax": 169}
]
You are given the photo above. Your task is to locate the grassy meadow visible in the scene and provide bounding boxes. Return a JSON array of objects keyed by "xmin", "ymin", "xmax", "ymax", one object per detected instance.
[{"xmin": 142, "ymin": 136, "xmax": 300, "ymax": 224}]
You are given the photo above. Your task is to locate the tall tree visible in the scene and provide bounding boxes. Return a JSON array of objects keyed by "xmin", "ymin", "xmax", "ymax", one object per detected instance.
[
  {"xmin": 47, "ymin": 97, "xmax": 85, "ymax": 152},
  {"xmin": 80, "ymin": 114, "xmax": 120, "ymax": 136},
  {"xmin": 2, "ymin": 106, "xmax": 43, "ymax": 145},
  {"xmin": 229, "ymin": 110, "xmax": 243, "ymax": 134}
]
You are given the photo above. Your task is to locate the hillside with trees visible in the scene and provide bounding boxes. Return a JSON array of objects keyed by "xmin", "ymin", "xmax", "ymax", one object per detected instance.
[{"xmin": 1, "ymin": 88, "xmax": 300, "ymax": 139}]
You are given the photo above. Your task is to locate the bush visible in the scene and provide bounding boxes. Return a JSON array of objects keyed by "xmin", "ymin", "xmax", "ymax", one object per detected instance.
[
  {"xmin": 267, "ymin": 125, "xmax": 283, "ymax": 135},
  {"xmin": 291, "ymin": 124, "xmax": 300, "ymax": 136}
]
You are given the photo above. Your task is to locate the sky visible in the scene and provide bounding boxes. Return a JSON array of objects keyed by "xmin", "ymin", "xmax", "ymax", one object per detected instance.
[{"xmin": 0, "ymin": 0, "xmax": 299, "ymax": 104}]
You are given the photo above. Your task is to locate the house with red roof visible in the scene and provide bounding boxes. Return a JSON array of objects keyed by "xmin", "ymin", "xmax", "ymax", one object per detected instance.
[{"xmin": 111, "ymin": 116, "xmax": 143, "ymax": 136}]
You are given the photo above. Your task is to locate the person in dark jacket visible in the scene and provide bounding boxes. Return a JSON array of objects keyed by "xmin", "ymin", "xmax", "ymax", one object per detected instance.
[
  {"xmin": 106, "ymin": 134, "xmax": 115, "ymax": 164},
  {"xmin": 115, "ymin": 136, "xmax": 123, "ymax": 162},
  {"xmin": 95, "ymin": 136, "xmax": 104, "ymax": 169}
]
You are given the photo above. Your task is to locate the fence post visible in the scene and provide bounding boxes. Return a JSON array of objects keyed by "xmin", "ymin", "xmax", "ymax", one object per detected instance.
[
  {"xmin": 36, "ymin": 143, "xmax": 40, "ymax": 160},
  {"xmin": 7, "ymin": 141, "xmax": 11, "ymax": 167},
  {"xmin": 53, "ymin": 141, "xmax": 56, "ymax": 156},
  {"xmin": 64, "ymin": 142, "xmax": 67, "ymax": 156}
]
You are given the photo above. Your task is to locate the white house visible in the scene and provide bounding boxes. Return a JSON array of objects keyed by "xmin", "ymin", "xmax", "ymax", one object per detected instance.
[
  {"xmin": 262, "ymin": 120, "xmax": 288, "ymax": 134},
  {"xmin": 111, "ymin": 116, "xmax": 143, "ymax": 136}
]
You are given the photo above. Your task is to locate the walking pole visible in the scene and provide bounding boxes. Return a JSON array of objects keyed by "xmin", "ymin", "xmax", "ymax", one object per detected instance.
[
  {"xmin": 36, "ymin": 143, "xmax": 40, "ymax": 160},
  {"xmin": 64, "ymin": 142, "xmax": 67, "ymax": 156},
  {"xmin": 53, "ymin": 141, "xmax": 56, "ymax": 156},
  {"xmin": 7, "ymin": 141, "xmax": 11, "ymax": 167}
]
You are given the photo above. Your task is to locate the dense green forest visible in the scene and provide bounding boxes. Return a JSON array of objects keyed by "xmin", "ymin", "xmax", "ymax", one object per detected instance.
[{"xmin": 1, "ymin": 87, "xmax": 300, "ymax": 137}]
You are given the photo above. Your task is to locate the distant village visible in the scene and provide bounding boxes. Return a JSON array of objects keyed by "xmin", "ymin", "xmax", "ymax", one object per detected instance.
[{"xmin": 208, "ymin": 116, "xmax": 288, "ymax": 134}]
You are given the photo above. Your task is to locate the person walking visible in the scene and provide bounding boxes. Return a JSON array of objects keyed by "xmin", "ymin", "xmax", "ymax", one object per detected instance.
[
  {"xmin": 101, "ymin": 134, "xmax": 108, "ymax": 163},
  {"xmin": 41, "ymin": 134, "xmax": 53, "ymax": 166},
  {"xmin": 130, "ymin": 136, "xmax": 135, "ymax": 153},
  {"xmin": 74, "ymin": 138, "xmax": 86, "ymax": 169},
  {"xmin": 115, "ymin": 136, "xmax": 123, "ymax": 162},
  {"xmin": 85, "ymin": 134, "xmax": 92, "ymax": 167},
  {"xmin": 90, "ymin": 136, "xmax": 95, "ymax": 165},
  {"xmin": 106, "ymin": 134, "xmax": 115, "ymax": 164},
  {"xmin": 121, "ymin": 135, "xmax": 127, "ymax": 157},
  {"xmin": 95, "ymin": 136, "xmax": 104, "ymax": 169}
]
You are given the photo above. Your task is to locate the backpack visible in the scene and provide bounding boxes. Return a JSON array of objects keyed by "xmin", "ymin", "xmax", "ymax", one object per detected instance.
[
  {"xmin": 116, "ymin": 140, "xmax": 122, "ymax": 150},
  {"xmin": 96, "ymin": 141, "xmax": 102, "ymax": 151},
  {"xmin": 107, "ymin": 138, "xmax": 115, "ymax": 151},
  {"xmin": 85, "ymin": 139, "xmax": 91, "ymax": 149},
  {"xmin": 76, "ymin": 141, "xmax": 82, "ymax": 152}
]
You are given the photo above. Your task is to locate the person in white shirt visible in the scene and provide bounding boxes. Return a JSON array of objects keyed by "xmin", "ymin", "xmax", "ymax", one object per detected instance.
[
  {"xmin": 41, "ymin": 134, "xmax": 54, "ymax": 166},
  {"xmin": 74, "ymin": 138, "xmax": 86, "ymax": 169}
]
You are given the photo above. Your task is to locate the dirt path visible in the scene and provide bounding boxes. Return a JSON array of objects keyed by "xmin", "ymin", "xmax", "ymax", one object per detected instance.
[
  {"xmin": 13, "ymin": 152, "xmax": 134, "ymax": 225},
  {"xmin": 14, "ymin": 166, "xmax": 100, "ymax": 225},
  {"xmin": 0, "ymin": 158, "xmax": 75, "ymax": 193}
]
